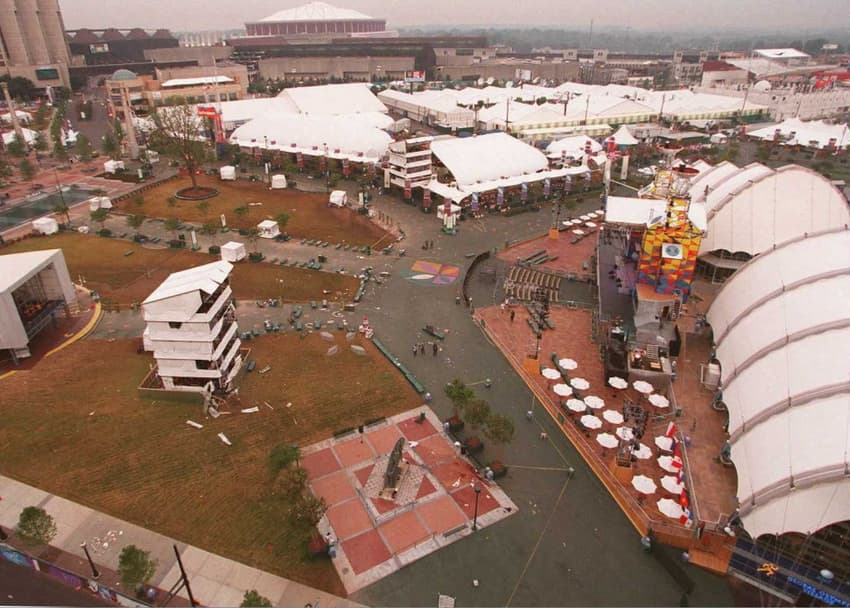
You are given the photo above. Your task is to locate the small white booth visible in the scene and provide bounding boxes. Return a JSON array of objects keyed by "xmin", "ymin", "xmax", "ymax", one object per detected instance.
[
  {"xmin": 220, "ymin": 165, "xmax": 236, "ymax": 181},
  {"xmin": 32, "ymin": 217, "xmax": 59, "ymax": 235},
  {"xmin": 89, "ymin": 196, "xmax": 113, "ymax": 211},
  {"xmin": 257, "ymin": 220, "xmax": 280, "ymax": 239},
  {"xmin": 220, "ymin": 241, "xmax": 247, "ymax": 262},
  {"xmin": 270, "ymin": 174, "xmax": 287, "ymax": 189},
  {"xmin": 329, "ymin": 190, "xmax": 348, "ymax": 207},
  {"xmin": 103, "ymin": 160, "xmax": 125, "ymax": 174},
  {"xmin": 436, "ymin": 202, "xmax": 462, "ymax": 220}
]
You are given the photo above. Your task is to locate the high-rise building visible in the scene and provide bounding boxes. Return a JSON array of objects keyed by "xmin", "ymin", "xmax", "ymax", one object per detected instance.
[{"xmin": 0, "ymin": 0, "xmax": 71, "ymax": 88}]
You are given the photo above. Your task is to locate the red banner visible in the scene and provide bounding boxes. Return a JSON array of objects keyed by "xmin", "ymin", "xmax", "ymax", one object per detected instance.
[
  {"xmin": 423, "ymin": 188, "xmax": 431, "ymax": 209},
  {"xmin": 296, "ymin": 152, "xmax": 303, "ymax": 169},
  {"xmin": 342, "ymin": 159, "xmax": 351, "ymax": 177}
]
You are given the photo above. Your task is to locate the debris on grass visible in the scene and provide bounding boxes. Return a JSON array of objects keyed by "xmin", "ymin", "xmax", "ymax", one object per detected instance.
[
  {"xmin": 258, "ymin": 365, "xmax": 272, "ymax": 374},
  {"xmin": 186, "ymin": 420, "xmax": 203, "ymax": 429},
  {"xmin": 218, "ymin": 432, "xmax": 232, "ymax": 446},
  {"xmin": 241, "ymin": 406, "xmax": 260, "ymax": 414}
]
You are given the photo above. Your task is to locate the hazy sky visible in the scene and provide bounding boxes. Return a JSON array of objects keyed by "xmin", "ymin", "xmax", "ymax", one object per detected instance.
[{"xmin": 58, "ymin": 0, "xmax": 848, "ymax": 32}]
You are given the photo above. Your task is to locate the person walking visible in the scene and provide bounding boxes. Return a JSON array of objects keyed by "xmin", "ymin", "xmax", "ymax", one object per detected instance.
[
  {"xmin": 432, "ymin": 342, "xmax": 438, "ymax": 356},
  {"xmin": 510, "ymin": 309, "xmax": 516, "ymax": 322},
  {"xmin": 420, "ymin": 342, "xmax": 426, "ymax": 355},
  {"xmin": 413, "ymin": 344, "xmax": 418, "ymax": 356}
]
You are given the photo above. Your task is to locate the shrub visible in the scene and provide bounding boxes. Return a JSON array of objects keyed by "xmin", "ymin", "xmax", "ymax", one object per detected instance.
[
  {"xmin": 269, "ymin": 444, "xmax": 300, "ymax": 474},
  {"xmin": 208, "ymin": 245, "xmax": 221, "ymax": 254},
  {"xmin": 117, "ymin": 545, "xmax": 157, "ymax": 587},
  {"xmin": 241, "ymin": 590, "xmax": 272, "ymax": 607},
  {"xmin": 15, "ymin": 506, "xmax": 57, "ymax": 545}
]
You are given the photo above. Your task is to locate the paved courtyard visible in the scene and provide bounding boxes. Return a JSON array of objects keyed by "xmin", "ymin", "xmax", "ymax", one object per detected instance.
[{"xmin": 306, "ymin": 407, "xmax": 516, "ymax": 593}]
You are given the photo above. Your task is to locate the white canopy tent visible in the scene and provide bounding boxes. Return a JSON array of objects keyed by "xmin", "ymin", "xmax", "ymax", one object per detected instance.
[
  {"xmin": 546, "ymin": 135, "xmax": 602, "ymax": 160},
  {"xmin": 706, "ymin": 228, "xmax": 850, "ymax": 538},
  {"xmin": 610, "ymin": 125, "xmax": 639, "ymax": 146},
  {"xmin": 430, "ymin": 133, "xmax": 549, "ymax": 188},
  {"xmin": 229, "ymin": 113, "xmax": 392, "ymax": 163},
  {"xmin": 747, "ymin": 117, "xmax": 850, "ymax": 150},
  {"xmin": 220, "ymin": 241, "xmax": 246, "ymax": 262},
  {"xmin": 257, "ymin": 220, "xmax": 280, "ymax": 239},
  {"xmin": 278, "ymin": 82, "xmax": 387, "ymax": 116}
]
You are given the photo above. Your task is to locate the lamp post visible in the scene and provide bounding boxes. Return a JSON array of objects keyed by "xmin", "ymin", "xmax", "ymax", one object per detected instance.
[
  {"xmin": 80, "ymin": 542, "xmax": 100, "ymax": 579},
  {"xmin": 472, "ymin": 484, "xmax": 482, "ymax": 531}
]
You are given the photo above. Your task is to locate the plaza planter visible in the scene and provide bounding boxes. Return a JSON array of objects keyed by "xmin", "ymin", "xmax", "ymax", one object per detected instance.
[
  {"xmin": 489, "ymin": 460, "xmax": 508, "ymax": 478},
  {"xmin": 447, "ymin": 415, "xmax": 464, "ymax": 433},
  {"xmin": 464, "ymin": 436, "xmax": 484, "ymax": 454}
]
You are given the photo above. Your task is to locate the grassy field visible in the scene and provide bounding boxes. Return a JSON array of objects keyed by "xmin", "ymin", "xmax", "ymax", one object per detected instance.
[
  {"xmin": 0, "ymin": 233, "xmax": 359, "ymax": 305},
  {"xmin": 0, "ymin": 333, "xmax": 421, "ymax": 595},
  {"xmin": 116, "ymin": 176, "xmax": 390, "ymax": 247}
]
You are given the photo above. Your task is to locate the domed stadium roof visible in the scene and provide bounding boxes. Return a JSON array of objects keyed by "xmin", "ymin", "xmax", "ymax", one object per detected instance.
[
  {"xmin": 111, "ymin": 69, "xmax": 138, "ymax": 81},
  {"xmin": 259, "ymin": 1, "xmax": 374, "ymax": 22}
]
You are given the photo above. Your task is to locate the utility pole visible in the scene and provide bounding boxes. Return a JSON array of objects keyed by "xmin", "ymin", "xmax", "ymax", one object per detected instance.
[
  {"xmin": 505, "ymin": 97, "xmax": 511, "ymax": 133},
  {"xmin": 119, "ymin": 85, "xmax": 139, "ymax": 159},
  {"xmin": 1, "ymin": 82, "xmax": 28, "ymax": 151}
]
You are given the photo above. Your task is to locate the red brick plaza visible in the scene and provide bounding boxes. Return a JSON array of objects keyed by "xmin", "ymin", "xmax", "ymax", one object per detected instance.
[{"xmin": 301, "ymin": 407, "xmax": 517, "ymax": 593}]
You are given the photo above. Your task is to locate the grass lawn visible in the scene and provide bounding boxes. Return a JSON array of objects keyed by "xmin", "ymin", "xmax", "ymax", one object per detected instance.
[
  {"xmin": 117, "ymin": 176, "xmax": 390, "ymax": 247},
  {"xmin": 0, "ymin": 333, "xmax": 421, "ymax": 595},
  {"xmin": 0, "ymin": 232, "xmax": 359, "ymax": 305}
]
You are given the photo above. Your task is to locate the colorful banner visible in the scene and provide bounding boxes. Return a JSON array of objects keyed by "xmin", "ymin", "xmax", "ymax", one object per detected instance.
[
  {"xmin": 471, "ymin": 192, "xmax": 479, "ymax": 211},
  {"xmin": 423, "ymin": 188, "xmax": 431, "ymax": 209},
  {"xmin": 521, "ymin": 183, "xmax": 528, "ymax": 202},
  {"xmin": 342, "ymin": 158, "xmax": 351, "ymax": 177},
  {"xmin": 497, "ymin": 187, "xmax": 504, "ymax": 206},
  {"xmin": 404, "ymin": 179, "xmax": 412, "ymax": 199},
  {"xmin": 296, "ymin": 152, "xmax": 304, "ymax": 169}
]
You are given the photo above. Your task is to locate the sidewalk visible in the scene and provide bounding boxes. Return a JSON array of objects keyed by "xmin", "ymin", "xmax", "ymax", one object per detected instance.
[{"xmin": 0, "ymin": 475, "xmax": 362, "ymax": 608}]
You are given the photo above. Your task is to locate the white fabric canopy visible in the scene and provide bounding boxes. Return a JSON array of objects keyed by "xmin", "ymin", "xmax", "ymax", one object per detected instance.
[
  {"xmin": 584, "ymin": 395, "xmax": 605, "ymax": 409},
  {"xmin": 648, "ymin": 394, "xmax": 670, "ymax": 408},
  {"xmin": 748, "ymin": 117, "xmax": 850, "ymax": 150},
  {"xmin": 546, "ymin": 135, "xmax": 602, "ymax": 159},
  {"xmin": 558, "ymin": 358, "xmax": 578, "ymax": 370},
  {"xmin": 615, "ymin": 427, "xmax": 635, "ymax": 441},
  {"xmin": 658, "ymin": 455, "xmax": 682, "ymax": 474},
  {"xmin": 632, "ymin": 475, "xmax": 657, "ymax": 495},
  {"xmin": 661, "ymin": 475, "xmax": 684, "ymax": 495},
  {"xmin": 633, "ymin": 380, "xmax": 654, "ymax": 394},
  {"xmin": 610, "ymin": 125, "xmax": 639, "ymax": 146},
  {"xmin": 565, "ymin": 398, "xmax": 587, "ymax": 413},
  {"xmin": 632, "ymin": 444, "xmax": 652, "ymax": 460},
  {"xmin": 608, "ymin": 376, "xmax": 628, "ymax": 389},
  {"xmin": 570, "ymin": 377, "xmax": 590, "ymax": 390},
  {"xmin": 429, "ymin": 133, "xmax": 549, "ymax": 188},
  {"xmin": 229, "ymin": 113, "xmax": 391, "ymax": 163},
  {"xmin": 580, "ymin": 415, "xmax": 602, "ymax": 430},
  {"xmin": 553, "ymin": 383, "xmax": 573, "ymax": 397},
  {"xmin": 541, "ymin": 368, "xmax": 561, "ymax": 380},
  {"xmin": 655, "ymin": 436, "xmax": 674, "ymax": 452},
  {"xmin": 596, "ymin": 433, "xmax": 618, "ymax": 448},
  {"xmin": 602, "ymin": 410, "xmax": 624, "ymax": 424},
  {"xmin": 657, "ymin": 498, "xmax": 684, "ymax": 519}
]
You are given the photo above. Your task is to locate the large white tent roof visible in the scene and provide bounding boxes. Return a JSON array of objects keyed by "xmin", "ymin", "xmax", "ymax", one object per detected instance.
[
  {"xmin": 143, "ymin": 260, "xmax": 233, "ymax": 305},
  {"xmin": 229, "ymin": 113, "xmax": 391, "ymax": 162},
  {"xmin": 277, "ymin": 82, "xmax": 387, "ymax": 115},
  {"xmin": 546, "ymin": 135, "xmax": 602, "ymax": 159},
  {"xmin": 693, "ymin": 163, "xmax": 850, "ymax": 257},
  {"xmin": 706, "ymin": 228, "xmax": 850, "ymax": 538},
  {"xmin": 259, "ymin": 1, "xmax": 374, "ymax": 22},
  {"xmin": 610, "ymin": 125, "xmax": 639, "ymax": 146},
  {"xmin": 430, "ymin": 133, "xmax": 549, "ymax": 187},
  {"xmin": 747, "ymin": 117, "xmax": 850, "ymax": 150}
]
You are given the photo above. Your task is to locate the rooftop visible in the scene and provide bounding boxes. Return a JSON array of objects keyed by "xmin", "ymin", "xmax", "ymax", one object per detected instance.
[
  {"xmin": 143, "ymin": 260, "xmax": 233, "ymax": 305},
  {"xmin": 0, "ymin": 249, "xmax": 62, "ymax": 294},
  {"xmin": 258, "ymin": 2, "xmax": 376, "ymax": 23}
]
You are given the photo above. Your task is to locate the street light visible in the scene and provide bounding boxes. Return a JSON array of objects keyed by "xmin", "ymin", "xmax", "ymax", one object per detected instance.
[
  {"xmin": 80, "ymin": 542, "xmax": 100, "ymax": 579},
  {"xmin": 472, "ymin": 484, "xmax": 482, "ymax": 531}
]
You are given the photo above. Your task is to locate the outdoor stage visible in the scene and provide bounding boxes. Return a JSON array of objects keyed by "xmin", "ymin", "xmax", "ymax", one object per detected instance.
[{"xmin": 303, "ymin": 406, "xmax": 517, "ymax": 593}]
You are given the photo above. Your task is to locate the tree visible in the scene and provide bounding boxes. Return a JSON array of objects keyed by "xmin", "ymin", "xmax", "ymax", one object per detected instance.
[
  {"xmin": 15, "ymin": 506, "xmax": 57, "ymax": 545},
  {"xmin": 90, "ymin": 207, "xmax": 109, "ymax": 231},
  {"xmin": 164, "ymin": 217, "xmax": 180, "ymax": 240},
  {"xmin": 117, "ymin": 545, "xmax": 157, "ymax": 588},
  {"xmin": 241, "ymin": 590, "xmax": 272, "ymax": 608},
  {"xmin": 32, "ymin": 103, "xmax": 49, "ymax": 129},
  {"xmin": 269, "ymin": 444, "xmax": 300, "ymax": 474},
  {"xmin": 126, "ymin": 214, "xmax": 145, "ymax": 235},
  {"xmin": 275, "ymin": 212, "xmax": 289, "ymax": 230},
  {"xmin": 465, "ymin": 398, "xmax": 491, "ymax": 430},
  {"xmin": 6, "ymin": 134, "xmax": 26, "ymax": 157},
  {"xmin": 75, "ymin": 134, "xmax": 92, "ymax": 161},
  {"xmin": 52, "ymin": 136, "xmax": 68, "ymax": 161},
  {"xmin": 33, "ymin": 133, "xmax": 48, "ymax": 152},
  {"xmin": 484, "ymin": 414, "xmax": 515, "ymax": 459},
  {"xmin": 445, "ymin": 378, "xmax": 475, "ymax": 415},
  {"xmin": 152, "ymin": 97, "xmax": 210, "ymax": 190},
  {"xmin": 246, "ymin": 226, "xmax": 260, "ymax": 253},
  {"xmin": 102, "ymin": 132, "xmax": 118, "ymax": 159},
  {"xmin": 202, "ymin": 220, "xmax": 219, "ymax": 245},
  {"xmin": 0, "ymin": 75, "xmax": 36, "ymax": 100},
  {"xmin": 18, "ymin": 158, "xmax": 35, "ymax": 181},
  {"xmin": 53, "ymin": 201, "xmax": 71, "ymax": 226}
]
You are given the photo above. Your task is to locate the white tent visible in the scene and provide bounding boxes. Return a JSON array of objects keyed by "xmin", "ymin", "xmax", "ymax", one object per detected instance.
[
  {"xmin": 220, "ymin": 165, "xmax": 236, "ymax": 180},
  {"xmin": 706, "ymin": 228, "xmax": 850, "ymax": 539},
  {"xmin": 103, "ymin": 160, "xmax": 125, "ymax": 174},
  {"xmin": 89, "ymin": 196, "xmax": 112, "ymax": 211},
  {"xmin": 220, "ymin": 241, "xmax": 246, "ymax": 262},
  {"xmin": 329, "ymin": 190, "xmax": 347, "ymax": 207},
  {"xmin": 611, "ymin": 125, "xmax": 639, "ymax": 146},
  {"xmin": 229, "ymin": 113, "xmax": 391, "ymax": 163},
  {"xmin": 546, "ymin": 135, "xmax": 602, "ymax": 160},
  {"xmin": 430, "ymin": 133, "xmax": 549, "ymax": 188},
  {"xmin": 747, "ymin": 117, "xmax": 850, "ymax": 150},
  {"xmin": 0, "ymin": 110, "xmax": 31, "ymax": 124},
  {"xmin": 32, "ymin": 217, "xmax": 59, "ymax": 235},
  {"xmin": 257, "ymin": 220, "xmax": 280, "ymax": 239},
  {"xmin": 1, "ymin": 127, "xmax": 37, "ymax": 145},
  {"xmin": 277, "ymin": 83, "xmax": 388, "ymax": 115},
  {"xmin": 270, "ymin": 174, "xmax": 287, "ymax": 189},
  {"xmin": 436, "ymin": 203, "xmax": 462, "ymax": 220}
]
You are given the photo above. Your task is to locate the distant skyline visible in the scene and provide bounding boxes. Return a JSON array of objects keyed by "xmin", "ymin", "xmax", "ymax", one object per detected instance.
[{"xmin": 58, "ymin": 0, "xmax": 849, "ymax": 33}]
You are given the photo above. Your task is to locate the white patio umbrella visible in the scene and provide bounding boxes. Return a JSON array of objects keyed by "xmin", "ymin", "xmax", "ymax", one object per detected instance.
[
  {"xmin": 608, "ymin": 376, "xmax": 628, "ymax": 390},
  {"xmin": 633, "ymin": 380, "xmax": 654, "ymax": 394},
  {"xmin": 553, "ymin": 383, "xmax": 573, "ymax": 397},
  {"xmin": 580, "ymin": 414, "xmax": 602, "ymax": 430},
  {"xmin": 542, "ymin": 368, "xmax": 561, "ymax": 380},
  {"xmin": 596, "ymin": 433, "xmax": 618, "ymax": 448},
  {"xmin": 572, "ymin": 229, "xmax": 586, "ymax": 235},
  {"xmin": 632, "ymin": 443, "xmax": 652, "ymax": 460},
  {"xmin": 631, "ymin": 475, "xmax": 657, "ymax": 495},
  {"xmin": 602, "ymin": 409, "xmax": 624, "ymax": 424},
  {"xmin": 649, "ymin": 394, "xmax": 670, "ymax": 408},
  {"xmin": 585, "ymin": 221, "xmax": 597, "ymax": 228},
  {"xmin": 558, "ymin": 358, "xmax": 578, "ymax": 370},
  {"xmin": 657, "ymin": 498, "xmax": 684, "ymax": 519},
  {"xmin": 588, "ymin": 211, "xmax": 600, "ymax": 217},
  {"xmin": 565, "ymin": 398, "xmax": 587, "ymax": 413},
  {"xmin": 584, "ymin": 395, "xmax": 605, "ymax": 409},
  {"xmin": 615, "ymin": 426, "xmax": 635, "ymax": 441},
  {"xmin": 579, "ymin": 214, "xmax": 591, "ymax": 221},
  {"xmin": 661, "ymin": 475, "xmax": 684, "ymax": 495},
  {"xmin": 658, "ymin": 455, "xmax": 682, "ymax": 473},
  {"xmin": 655, "ymin": 436, "xmax": 674, "ymax": 452},
  {"xmin": 570, "ymin": 377, "xmax": 590, "ymax": 390}
]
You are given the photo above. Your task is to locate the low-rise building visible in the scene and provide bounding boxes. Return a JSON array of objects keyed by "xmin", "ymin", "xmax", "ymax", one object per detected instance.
[{"xmin": 142, "ymin": 261, "xmax": 242, "ymax": 394}]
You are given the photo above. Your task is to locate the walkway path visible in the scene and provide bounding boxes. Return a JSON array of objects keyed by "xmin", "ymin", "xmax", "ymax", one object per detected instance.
[{"xmin": 0, "ymin": 475, "xmax": 362, "ymax": 608}]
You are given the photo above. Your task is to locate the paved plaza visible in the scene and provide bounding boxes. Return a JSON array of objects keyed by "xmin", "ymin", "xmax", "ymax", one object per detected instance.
[{"xmin": 306, "ymin": 407, "xmax": 516, "ymax": 593}]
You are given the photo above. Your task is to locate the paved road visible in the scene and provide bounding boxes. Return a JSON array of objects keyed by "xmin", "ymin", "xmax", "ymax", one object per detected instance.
[{"xmin": 0, "ymin": 558, "xmax": 112, "ymax": 607}]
